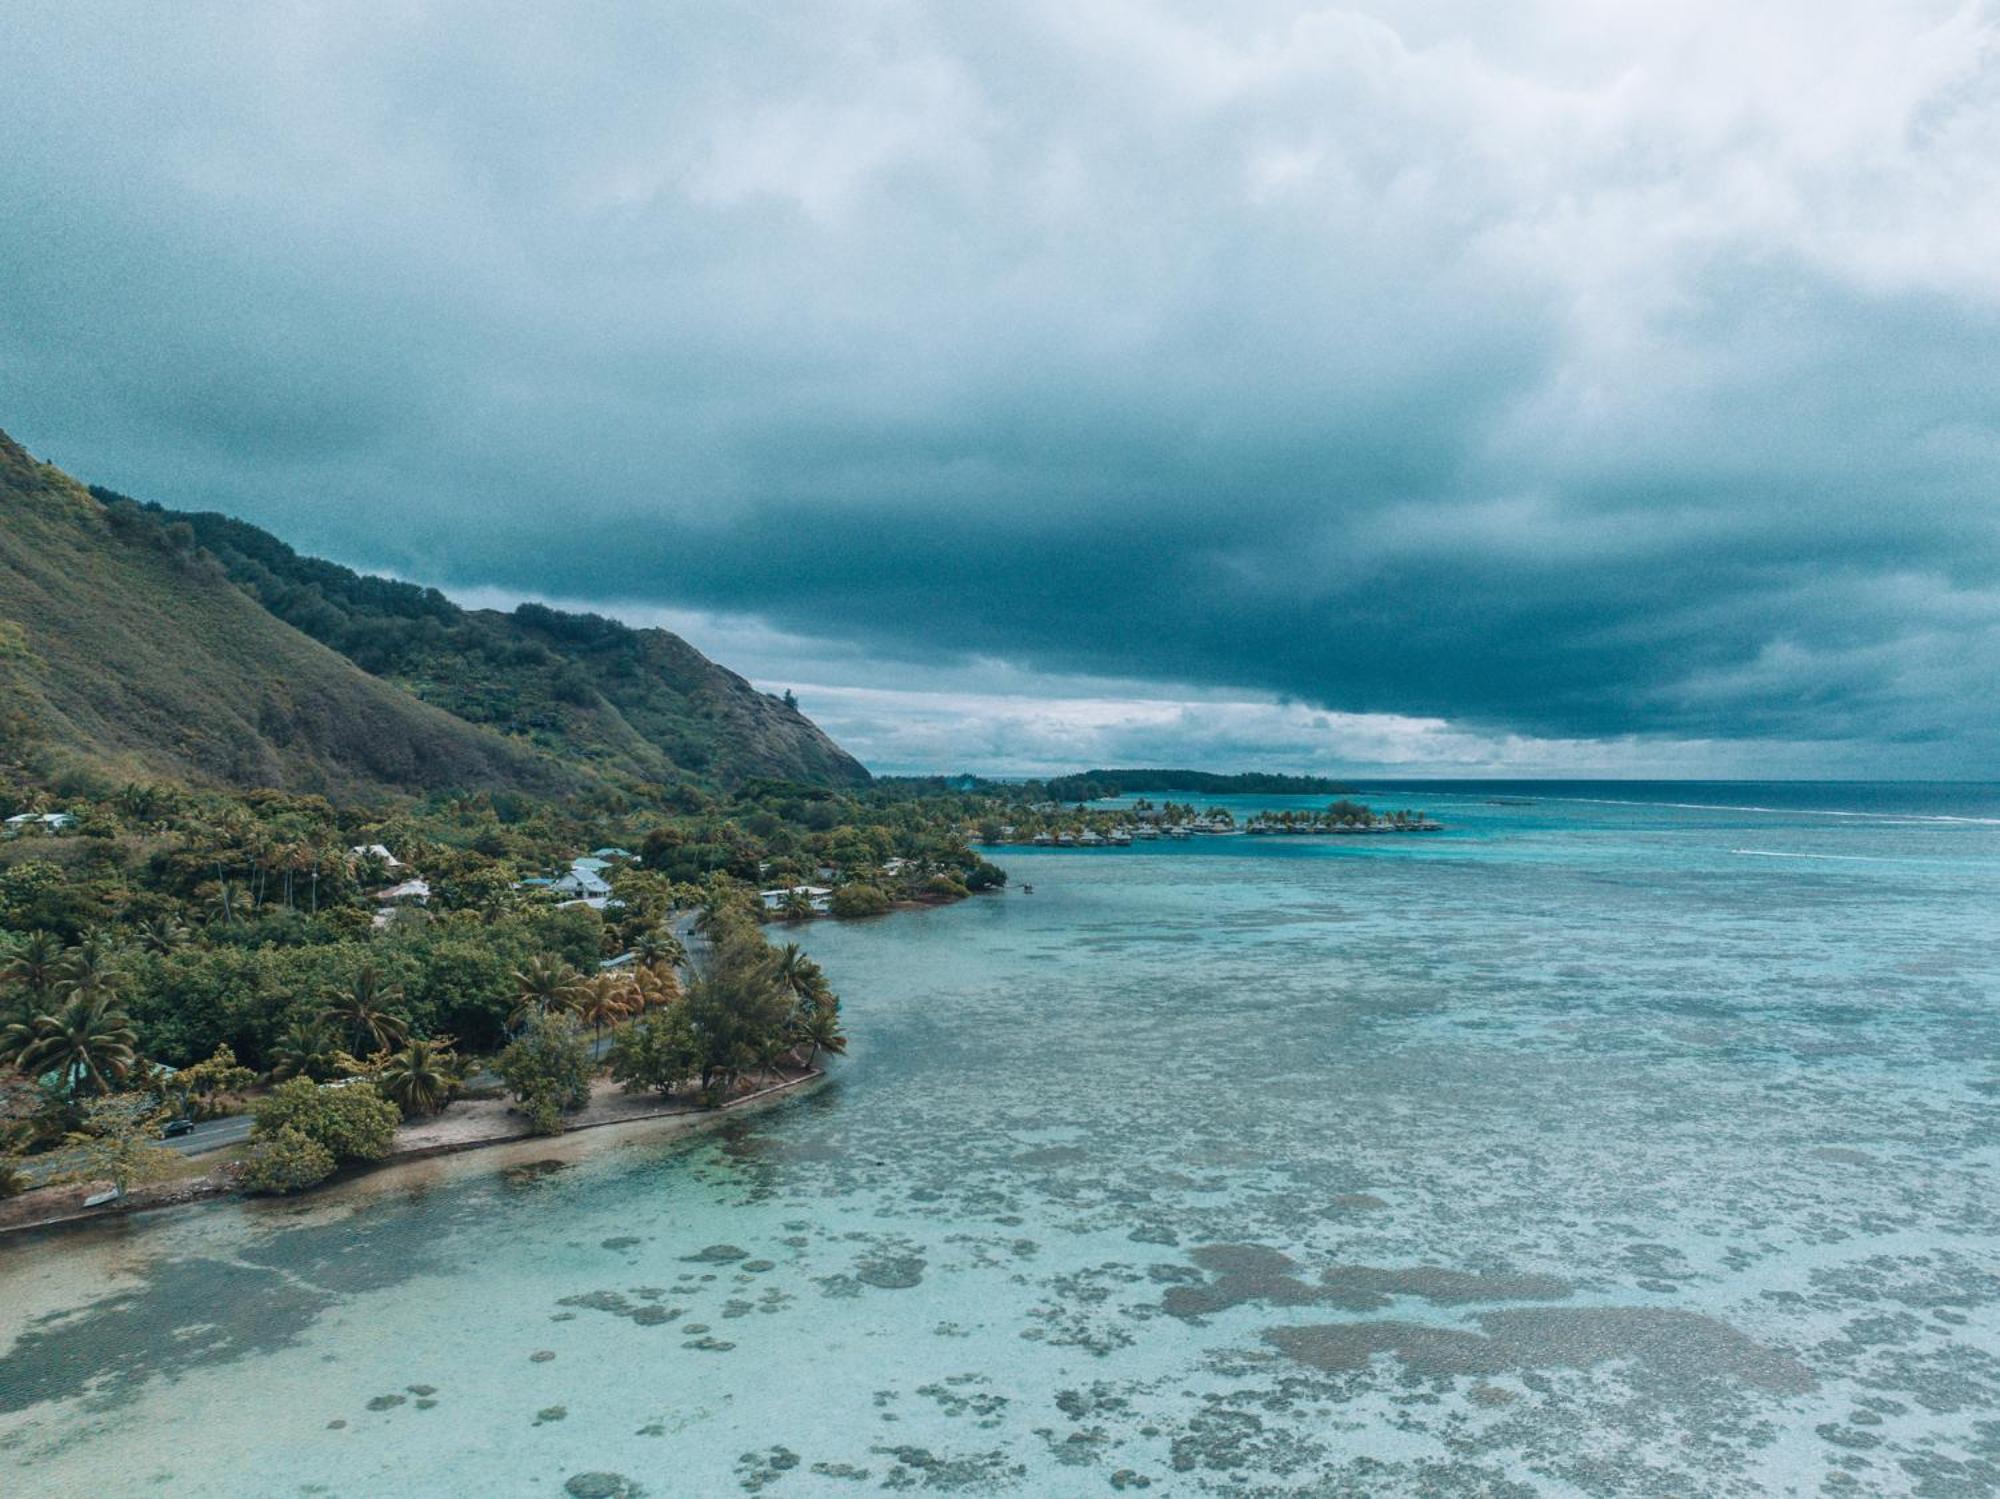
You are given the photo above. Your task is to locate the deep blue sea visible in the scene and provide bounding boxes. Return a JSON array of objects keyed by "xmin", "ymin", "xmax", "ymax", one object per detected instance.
[{"xmin": 3, "ymin": 782, "xmax": 1997, "ymax": 1497}]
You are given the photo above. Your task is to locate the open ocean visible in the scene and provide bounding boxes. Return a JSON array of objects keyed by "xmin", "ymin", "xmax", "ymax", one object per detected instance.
[{"xmin": 4, "ymin": 782, "xmax": 1997, "ymax": 1497}]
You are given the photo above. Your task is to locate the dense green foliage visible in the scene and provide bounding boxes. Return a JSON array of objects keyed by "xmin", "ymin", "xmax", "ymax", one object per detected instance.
[
  {"xmin": 239, "ymin": 1124, "xmax": 337, "ymax": 1194},
  {"xmin": 829, "ymin": 884, "xmax": 891, "ymax": 918},
  {"xmin": 252, "ymin": 1077, "xmax": 399, "ymax": 1163},
  {"xmin": 497, "ymin": 1014, "xmax": 594, "ymax": 1134}
]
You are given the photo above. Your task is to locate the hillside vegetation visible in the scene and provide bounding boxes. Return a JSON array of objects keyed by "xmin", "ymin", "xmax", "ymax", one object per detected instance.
[
  {"xmin": 102, "ymin": 498, "xmax": 869, "ymax": 791},
  {"xmin": 0, "ymin": 431, "xmax": 576, "ymax": 800}
]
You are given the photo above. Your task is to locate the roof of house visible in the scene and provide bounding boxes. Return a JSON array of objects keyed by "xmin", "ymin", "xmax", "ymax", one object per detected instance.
[{"xmin": 373, "ymin": 877, "xmax": 431, "ymax": 902}]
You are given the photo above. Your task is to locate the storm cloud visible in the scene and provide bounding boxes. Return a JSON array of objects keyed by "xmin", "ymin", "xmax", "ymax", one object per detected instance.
[{"xmin": 3, "ymin": 2, "xmax": 1997, "ymax": 771}]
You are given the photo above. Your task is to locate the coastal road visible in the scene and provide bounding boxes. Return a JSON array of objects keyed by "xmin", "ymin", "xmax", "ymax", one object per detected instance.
[
  {"xmin": 17, "ymin": 1112, "xmax": 253, "ymax": 1185},
  {"xmin": 166, "ymin": 1114, "xmax": 254, "ymax": 1156}
]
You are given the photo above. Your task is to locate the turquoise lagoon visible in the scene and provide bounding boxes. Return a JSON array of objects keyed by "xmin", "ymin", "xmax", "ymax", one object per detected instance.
[{"xmin": 3, "ymin": 783, "xmax": 1998, "ymax": 1497}]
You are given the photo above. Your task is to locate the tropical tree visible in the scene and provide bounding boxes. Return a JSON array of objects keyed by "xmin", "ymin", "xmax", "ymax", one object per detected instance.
[
  {"xmin": 497, "ymin": 1013, "xmax": 594, "ymax": 1134},
  {"xmin": 0, "ymin": 929, "xmax": 64, "ymax": 1009},
  {"xmin": 790, "ymin": 1002, "xmax": 848, "ymax": 1071},
  {"xmin": 136, "ymin": 916, "xmax": 192, "ymax": 956},
  {"xmin": 53, "ymin": 933, "xmax": 130, "ymax": 1009},
  {"xmin": 320, "ymin": 964, "xmax": 410, "ymax": 1055},
  {"xmin": 575, "ymin": 974, "xmax": 632, "ymax": 1050},
  {"xmin": 14, "ymin": 994, "xmax": 139, "ymax": 1096},
  {"xmin": 778, "ymin": 888, "xmax": 816, "ymax": 922},
  {"xmin": 378, "ymin": 1037, "xmax": 459, "ymax": 1119},
  {"xmin": 159, "ymin": 1045, "xmax": 254, "ymax": 1120},
  {"xmin": 773, "ymin": 943, "xmax": 830, "ymax": 1011},
  {"xmin": 631, "ymin": 960, "xmax": 681, "ymax": 1014},
  {"xmin": 64, "ymin": 1092, "xmax": 179, "ymax": 1202},
  {"xmin": 606, "ymin": 1006, "xmax": 698, "ymax": 1097},
  {"xmin": 509, "ymin": 955, "xmax": 585, "ymax": 1031},
  {"xmin": 631, "ymin": 927, "xmax": 685, "ymax": 970},
  {"xmin": 266, "ymin": 1016, "xmax": 344, "ymax": 1083}
]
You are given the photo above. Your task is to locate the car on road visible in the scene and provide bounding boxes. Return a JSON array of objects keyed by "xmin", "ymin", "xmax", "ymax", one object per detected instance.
[{"xmin": 161, "ymin": 1117, "xmax": 196, "ymax": 1139}]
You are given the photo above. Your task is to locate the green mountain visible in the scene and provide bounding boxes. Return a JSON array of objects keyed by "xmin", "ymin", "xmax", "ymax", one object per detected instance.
[
  {"xmin": 0, "ymin": 427, "xmax": 868, "ymax": 799},
  {"xmin": 120, "ymin": 500, "xmax": 869, "ymax": 790},
  {"xmin": 0, "ymin": 430, "xmax": 576, "ymax": 799}
]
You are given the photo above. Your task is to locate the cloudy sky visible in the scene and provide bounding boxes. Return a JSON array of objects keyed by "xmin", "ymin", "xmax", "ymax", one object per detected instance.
[{"xmin": 4, "ymin": 2, "xmax": 1998, "ymax": 776}]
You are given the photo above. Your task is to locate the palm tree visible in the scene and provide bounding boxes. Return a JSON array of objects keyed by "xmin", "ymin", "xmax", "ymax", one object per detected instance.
[
  {"xmin": 137, "ymin": 916, "xmax": 192, "ymax": 956},
  {"xmin": 320, "ymin": 965, "xmax": 410, "ymax": 1055},
  {"xmin": 0, "ymin": 1013, "xmax": 37, "ymax": 1067},
  {"xmin": 205, "ymin": 881, "xmax": 246, "ymax": 926},
  {"xmin": 773, "ymin": 943, "xmax": 831, "ymax": 1013},
  {"xmin": 15, "ymin": 994, "xmax": 139, "ymax": 1095},
  {"xmin": 267, "ymin": 1015, "xmax": 342, "ymax": 1082},
  {"xmin": 790, "ymin": 1003, "xmax": 847, "ymax": 1071},
  {"xmin": 54, "ymin": 932, "xmax": 130, "ymax": 1009},
  {"xmin": 575, "ymin": 974, "xmax": 632, "ymax": 1050},
  {"xmin": 379, "ymin": 1037, "xmax": 458, "ymax": 1118},
  {"xmin": 509, "ymin": 956, "xmax": 585, "ymax": 1031},
  {"xmin": 631, "ymin": 961, "xmax": 681, "ymax": 1014},
  {"xmin": 778, "ymin": 889, "xmax": 816, "ymax": 922},
  {"xmin": 1, "ymin": 929, "xmax": 64, "ymax": 1008},
  {"xmin": 632, "ymin": 928, "xmax": 685, "ymax": 970}
]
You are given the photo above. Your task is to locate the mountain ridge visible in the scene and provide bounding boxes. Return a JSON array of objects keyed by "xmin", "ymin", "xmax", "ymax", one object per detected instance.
[{"xmin": 0, "ymin": 428, "xmax": 867, "ymax": 799}]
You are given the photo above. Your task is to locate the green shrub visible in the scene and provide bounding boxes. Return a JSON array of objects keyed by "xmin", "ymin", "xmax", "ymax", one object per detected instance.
[
  {"xmin": 606, "ymin": 1007, "xmax": 699, "ymax": 1097},
  {"xmin": 252, "ymin": 1078, "xmax": 398, "ymax": 1163},
  {"xmin": 830, "ymin": 883, "xmax": 891, "ymax": 919},
  {"xmin": 240, "ymin": 1125, "xmax": 337, "ymax": 1194},
  {"xmin": 497, "ymin": 1014, "xmax": 593, "ymax": 1134}
]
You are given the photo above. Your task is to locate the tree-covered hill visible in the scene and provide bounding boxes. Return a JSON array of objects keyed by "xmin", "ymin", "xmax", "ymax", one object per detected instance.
[
  {"xmin": 101, "ymin": 496, "xmax": 868, "ymax": 791},
  {"xmin": 0, "ymin": 430, "xmax": 579, "ymax": 800}
]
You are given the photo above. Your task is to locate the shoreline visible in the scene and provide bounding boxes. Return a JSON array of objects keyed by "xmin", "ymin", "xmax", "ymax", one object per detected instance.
[{"xmin": 0, "ymin": 1068, "xmax": 824, "ymax": 1241}]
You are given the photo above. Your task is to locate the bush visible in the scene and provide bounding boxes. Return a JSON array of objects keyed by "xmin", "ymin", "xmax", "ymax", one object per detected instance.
[
  {"xmin": 830, "ymin": 883, "xmax": 891, "ymax": 919},
  {"xmin": 240, "ymin": 1125, "xmax": 337, "ymax": 1194},
  {"xmin": 252, "ymin": 1078, "xmax": 398, "ymax": 1164},
  {"xmin": 606, "ymin": 1008, "xmax": 699, "ymax": 1097},
  {"xmin": 963, "ymin": 860, "xmax": 1007, "ymax": 891},
  {"xmin": 924, "ymin": 874, "xmax": 970, "ymax": 899},
  {"xmin": 497, "ymin": 1014, "xmax": 593, "ymax": 1134}
]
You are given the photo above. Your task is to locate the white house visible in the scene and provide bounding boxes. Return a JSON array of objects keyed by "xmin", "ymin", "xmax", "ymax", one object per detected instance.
[
  {"xmin": 551, "ymin": 865, "xmax": 612, "ymax": 900},
  {"xmin": 759, "ymin": 885, "xmax": 833, "ymax": 914},
  {"xmin": 372, "ymin": 877, "xmax": 431, "ymax": 905},
  {"xmin": 349, "ymin": 844, "xmax": 404, "ymax": 869},
  {"xmin": 6, "ymin": 811, "xmax": 73, "ymax": 832}
]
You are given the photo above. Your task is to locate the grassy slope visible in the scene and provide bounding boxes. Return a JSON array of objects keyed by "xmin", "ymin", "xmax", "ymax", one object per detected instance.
[
  {"xmin": 150, "ymin": 505, "xmax": 870, "ymax": 789},
  {"xmin": 0, "ymin": 431, "xmax": 579, "ymax": 799}
]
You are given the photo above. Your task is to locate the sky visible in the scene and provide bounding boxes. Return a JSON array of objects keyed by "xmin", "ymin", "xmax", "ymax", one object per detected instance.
[{"xmin": 3, "ymin": 2, "xmax": 1997, "ymax": 777}]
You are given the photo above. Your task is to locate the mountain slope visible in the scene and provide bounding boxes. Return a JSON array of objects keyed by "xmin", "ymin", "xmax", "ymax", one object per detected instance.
[
  {"xmin": 0, "ymin": 431, "xmax": 580, "ymax": 799},
  {"xmin": 128, "ymin": 502, "xmax": 869, "ymax": 789}
]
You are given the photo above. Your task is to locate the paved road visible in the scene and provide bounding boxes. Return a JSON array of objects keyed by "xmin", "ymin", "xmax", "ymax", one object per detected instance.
[{"xmin": 166, "ymin": 1114, "xmax": 254, "ymax": 1156}]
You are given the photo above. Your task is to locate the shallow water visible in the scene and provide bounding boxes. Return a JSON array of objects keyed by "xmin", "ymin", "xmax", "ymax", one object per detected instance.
[{"xmin": 4, "ymin": 783, "xmax": 1998, "ymax": 1497}]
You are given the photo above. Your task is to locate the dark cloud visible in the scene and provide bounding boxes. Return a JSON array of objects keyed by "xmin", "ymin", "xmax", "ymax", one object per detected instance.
[{"xmin": 2, "ymin": 2, "xmax": 1996, "ymax": 770}]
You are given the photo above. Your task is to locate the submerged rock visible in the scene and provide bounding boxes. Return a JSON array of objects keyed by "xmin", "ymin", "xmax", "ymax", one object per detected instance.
[
  {"xmin": 681, "ymin": 1244, "xmax": 750, "ymax": 1264},
  {"xmin": 564, "ymin": 1473, "xmax": 637, "ymax": 1498}
]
